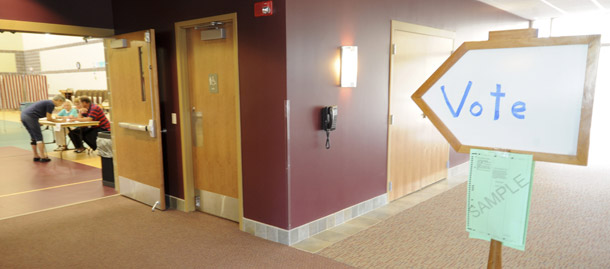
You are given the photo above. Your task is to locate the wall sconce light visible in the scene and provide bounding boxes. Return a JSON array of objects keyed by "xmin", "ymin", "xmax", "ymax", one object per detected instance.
[{"xmin": 340, "ymin": 46, "xmax": 358, "ymax": 87}]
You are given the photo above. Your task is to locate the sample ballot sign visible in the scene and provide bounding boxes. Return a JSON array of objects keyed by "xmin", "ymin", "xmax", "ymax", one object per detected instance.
[{"xmin": 466, "ymin": 149, "xmax": 534, "ymax": 251}]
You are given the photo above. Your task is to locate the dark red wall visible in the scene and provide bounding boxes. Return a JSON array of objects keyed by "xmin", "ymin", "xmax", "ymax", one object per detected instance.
[
  {"xmin": 0, "ymin": 0, "xmax": 113, "ymax": 29},
  {"xmin": 110, "ymin": 1, "xmax": 290, "ymax": 228},
  {"xmin": 285, "ymin": 0, "xmax": 527, "ymax": 228}
]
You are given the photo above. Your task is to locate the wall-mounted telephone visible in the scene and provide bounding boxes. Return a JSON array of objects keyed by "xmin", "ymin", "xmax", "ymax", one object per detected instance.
[
  {"xmin": 321, "ymin": 106, "xmax": 338, "ymax": 149},
  {"xmin": 321, "ymin": 106, "xmax": 338, "ymax": 131}
]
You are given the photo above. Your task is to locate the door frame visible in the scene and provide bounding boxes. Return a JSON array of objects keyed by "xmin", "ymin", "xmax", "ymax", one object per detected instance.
[
  {"xmin": 174, "ymin": 13, "xmax": 243, "ymax": 228},
  {"xmin": 0, "ymin": 19, "xmax": 114, "ymax": 37},
  {"xmin": 387, "ymin": 21, "xmax": 455, "ymax": 200}
]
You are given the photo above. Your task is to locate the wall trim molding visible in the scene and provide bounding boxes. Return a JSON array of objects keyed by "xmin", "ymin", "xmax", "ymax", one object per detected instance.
[{"xmin": 242, "ymin": 193, "xmax": 388, "ymax": 245}]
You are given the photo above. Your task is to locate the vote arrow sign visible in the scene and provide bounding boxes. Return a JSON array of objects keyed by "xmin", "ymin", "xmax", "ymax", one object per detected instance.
[{"xmin": 412, "ymin": 31, "xmax": 600, "ymax": 165}]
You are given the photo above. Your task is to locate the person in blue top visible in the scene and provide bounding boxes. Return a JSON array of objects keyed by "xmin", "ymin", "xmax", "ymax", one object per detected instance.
[
  {"xmin": 53, "ymin": 100, "xmax": 79, "ymax": 151},
  {"xmin": 20, "ymin": 95, "xmax": 66, "ymax": 162},
  {"xmin": 56, "ymin": 99, "xmax": 79, "ymax": 118}
]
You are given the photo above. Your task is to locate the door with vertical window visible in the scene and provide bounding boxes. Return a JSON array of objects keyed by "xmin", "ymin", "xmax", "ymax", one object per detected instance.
[{"xmin": 105, "ymin": 29, "xmax": 165, "ymax": 210}]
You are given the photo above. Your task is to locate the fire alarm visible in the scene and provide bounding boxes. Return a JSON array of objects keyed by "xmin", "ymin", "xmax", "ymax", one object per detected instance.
[{"xmin": 254, "ymin": 1, "xmax": 273, "ymax": 17}]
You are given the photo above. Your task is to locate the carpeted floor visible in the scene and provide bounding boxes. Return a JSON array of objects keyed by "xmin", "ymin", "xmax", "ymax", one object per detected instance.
[
  {"xmin": 0, "ymin": 196, "xmax": 352, "ymax": 268},
  {"xmin": 319, "ymin": 162, "xmax": 610, "ymax": 268}
]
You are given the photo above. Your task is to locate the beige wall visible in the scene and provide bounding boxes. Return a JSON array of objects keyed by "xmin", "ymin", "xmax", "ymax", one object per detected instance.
[
  {"xmin": 0, "ymin": 32, "xmax": 23, "ymax": 73},
  {"xmin": 0, "ymin": 52, "xmax": 17, "ymax": 72},
  {"xmin": 0, "ymin": 32, "xmax": 24, "ymax": 50}
]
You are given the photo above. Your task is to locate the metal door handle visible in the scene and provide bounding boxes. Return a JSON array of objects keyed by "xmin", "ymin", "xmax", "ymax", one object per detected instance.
[
  {"xmin": 118, "ymin": 119, "xmax": 156, "ymax": 138},
  {"xmin": 192, "ymin": 111, "xmax": 203, "ymax": 147}
]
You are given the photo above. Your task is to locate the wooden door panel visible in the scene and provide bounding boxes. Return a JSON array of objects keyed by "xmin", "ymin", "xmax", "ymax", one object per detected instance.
[
  {"xmin": 388, "ymin": 27, "xmax": 452, "ymax": 201},
  {"xmin": 187, "ymin": 22, "xmax": 239, "ymax": 199},
  {"xmin": 105, "ymin": 30, "xmax": 165, "ymax": 209}
]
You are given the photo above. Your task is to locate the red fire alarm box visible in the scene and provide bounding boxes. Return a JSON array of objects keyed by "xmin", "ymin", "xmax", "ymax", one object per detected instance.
[{"xmin": 254, "ymin": 1, "xmax": 273, "ymax": 17}]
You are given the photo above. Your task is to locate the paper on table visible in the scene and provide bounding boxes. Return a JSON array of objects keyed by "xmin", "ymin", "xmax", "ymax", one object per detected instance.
[{"xmin": 466, "ymin": 149, "xmax": 535, "ymax": 251}]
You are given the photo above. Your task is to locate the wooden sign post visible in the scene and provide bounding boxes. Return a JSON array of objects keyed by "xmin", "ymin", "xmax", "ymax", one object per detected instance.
[
  {"xmin": 411, "ymin": 29, "xmax": 601, "ymax": 268},
  {"xmin": 488, "ymin": 239, "xmax": 502, "ymax": 269}
]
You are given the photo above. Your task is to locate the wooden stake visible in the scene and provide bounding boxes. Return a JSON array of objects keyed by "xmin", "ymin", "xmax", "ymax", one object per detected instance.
[{"xmin": 487, "ymin": 239, "xmax": 502, "ymax": 269}]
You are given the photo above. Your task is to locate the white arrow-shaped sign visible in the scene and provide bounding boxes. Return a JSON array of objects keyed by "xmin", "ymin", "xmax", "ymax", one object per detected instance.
[{"xmin": 412, "ymin": 31, "xmax": 600, "ymax": 165}]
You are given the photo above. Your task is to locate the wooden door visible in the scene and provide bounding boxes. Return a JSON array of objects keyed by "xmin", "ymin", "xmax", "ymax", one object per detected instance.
[
  {"xmin": 105, "ymin": 30, "xmax": 165, "ymax": 210},
  {"xmin": 182, "ymin": 15, "xmax": 241, "ymax": 221},
  {"xmin": 387, "ymin": 22, "xmax": 453, "ymax": 201}
]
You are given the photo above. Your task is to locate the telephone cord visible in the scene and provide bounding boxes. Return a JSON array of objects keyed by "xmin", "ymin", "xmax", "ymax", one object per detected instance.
[{"xmin": 325, "ymin": 130, "xmax": 331, "ymax": 149}]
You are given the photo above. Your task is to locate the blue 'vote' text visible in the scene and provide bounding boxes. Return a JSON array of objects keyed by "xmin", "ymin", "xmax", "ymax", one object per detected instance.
[{"xmin": 440, "ymin": 81, "xmax": 526, "ymax": 120}]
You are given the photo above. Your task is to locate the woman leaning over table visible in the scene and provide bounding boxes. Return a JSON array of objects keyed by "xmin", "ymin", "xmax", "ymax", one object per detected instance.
[{"xmin": 20, "ymin": 95, "xmax": 66, "ymax": 162}]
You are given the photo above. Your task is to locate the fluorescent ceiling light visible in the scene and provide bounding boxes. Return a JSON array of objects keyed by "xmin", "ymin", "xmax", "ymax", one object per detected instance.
[{"xmin": 540, "ymin": 0, "xmax": 568, "ymax": 15}]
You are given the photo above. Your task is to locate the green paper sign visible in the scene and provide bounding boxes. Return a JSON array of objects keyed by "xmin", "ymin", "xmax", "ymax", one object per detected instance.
[{"xmin": 466, "ymin": 149, "xmax": 535, "ymax": 251}]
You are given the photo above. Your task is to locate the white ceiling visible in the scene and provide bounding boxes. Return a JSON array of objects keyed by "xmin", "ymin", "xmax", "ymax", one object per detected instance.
[{"xmin": 477, "ymin": 0, "xmax": 610, "ymax": 20}]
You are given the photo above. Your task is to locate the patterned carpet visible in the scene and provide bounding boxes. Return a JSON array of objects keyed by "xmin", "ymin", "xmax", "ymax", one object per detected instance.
[{"xmin": 319, "ymin": 162, "xmax": 610, "ymax": 268}]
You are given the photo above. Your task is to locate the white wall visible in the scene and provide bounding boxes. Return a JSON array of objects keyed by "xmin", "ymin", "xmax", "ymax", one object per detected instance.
[
  {"xmin": 21, "ymin": 33, "xmax": 86, "ymax": 50},
  {"xmin": 46, "ymin": 72, "xmax": 108, "ymax": 95},
  {"xmin": 40, "ymin": 42, "xmax": 105, "ymax": 72}
]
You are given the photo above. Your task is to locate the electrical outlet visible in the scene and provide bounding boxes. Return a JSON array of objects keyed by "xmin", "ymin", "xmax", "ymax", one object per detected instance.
[
  {"xmin": 171, "ymin": 113, "xmax": 177, "ymax": 124},
  {"xmin": 195, "ymin": 196, "xmax": 201, "ymax": 208}
]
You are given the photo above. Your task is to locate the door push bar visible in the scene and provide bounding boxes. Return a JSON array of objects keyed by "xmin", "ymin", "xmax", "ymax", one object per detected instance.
[{"xmin": 118, "ymin": 119, "xmax": 156, "ymax": 138}]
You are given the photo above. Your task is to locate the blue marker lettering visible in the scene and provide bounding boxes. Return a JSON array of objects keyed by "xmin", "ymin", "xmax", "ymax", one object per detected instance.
[
  {"xmin": 441, "ymin": 81, "xmax": 472, "ymax": 118},
  {"xmin": 512, "ymin": 101, "xmax": 526, "ymax": 119},
  {"xmin": 490, "ymin": 84, "xmax": 506, "ymax": 120},
  {"xmin": 470, "ymin": 101, "xmax": 482, "ymax": 117}
]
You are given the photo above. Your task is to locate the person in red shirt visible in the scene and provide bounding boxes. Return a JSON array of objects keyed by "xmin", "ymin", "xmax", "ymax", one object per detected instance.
[{"xmin": 69, "ymin": 96, "xmax": 111, "ymax": 153}]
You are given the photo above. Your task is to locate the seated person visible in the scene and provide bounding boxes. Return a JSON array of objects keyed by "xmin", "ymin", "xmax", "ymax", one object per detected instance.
[
  {"xmin": 68, "ymin": 96, "xmax": 111, "ymax": 153},
  {"xmin": 53, "ymin": 100, "xmax": 79, "ymax": 151},
  {"xmin": 67, "ymin": 98, "xmax": 84, "ymax": 150},
  {"xmin": 20, "ymin": 95, "xmax": 66, "ymax": 162}
]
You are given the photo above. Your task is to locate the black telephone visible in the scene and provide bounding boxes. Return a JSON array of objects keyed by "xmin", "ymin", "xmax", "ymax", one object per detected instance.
[
  {"xmin": 321, "ymin": 106, "xmax": 338, "ymax": 131},
  {"xmin": 321, "ymin": 106, "xmax": 338, "ymax": 149}
]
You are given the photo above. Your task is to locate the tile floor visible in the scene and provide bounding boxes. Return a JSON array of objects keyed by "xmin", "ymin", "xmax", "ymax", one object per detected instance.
[{"xmin": 292, "ymin": 175, "xmax": 468, "ymax": 253}]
